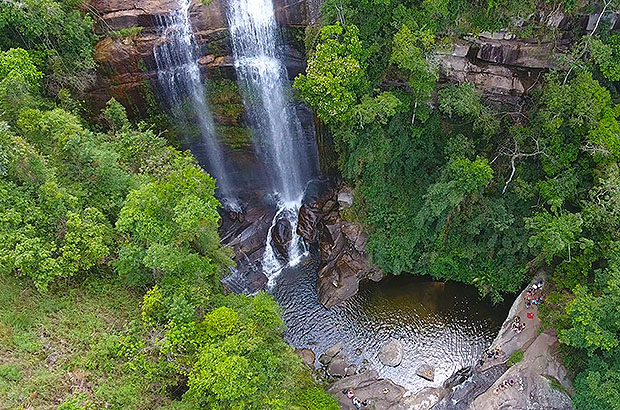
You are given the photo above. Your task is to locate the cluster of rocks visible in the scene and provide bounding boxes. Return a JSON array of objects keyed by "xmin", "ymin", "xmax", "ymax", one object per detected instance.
[
  {"xmin": 299, "ymin": 342, "xmax": 408, "ymax": 410},
  {"xmin": 297, "ymin": 186, "xmax": 384, "ymax": 308},
  {"xmin": 317, "ymin": 342, "xmax": 361, "ymax": 379}
]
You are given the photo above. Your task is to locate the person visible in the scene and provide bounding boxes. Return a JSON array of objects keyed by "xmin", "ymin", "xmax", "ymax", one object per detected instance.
[
  {"xmin": 525, "ymin": 301, "xmax": 531, "ymax": 309},
  {"xmin": 343, "ymin": 388, "xmax": 355, "ymax": 399},
  {"xmin": 352, "ymin": 397, "xmax": 363, "ymax": 409},
  {"xmin": 527, "ymin": 312, "xmax": 534, "ymax": 320}
]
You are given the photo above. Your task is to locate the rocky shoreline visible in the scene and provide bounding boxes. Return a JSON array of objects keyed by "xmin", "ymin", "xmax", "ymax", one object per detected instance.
[{"xmin": 294, "ymin": 273, "xmax": 573, "ymax": 410}]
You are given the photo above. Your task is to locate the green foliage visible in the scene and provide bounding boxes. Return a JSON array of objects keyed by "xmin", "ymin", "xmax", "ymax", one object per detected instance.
[
  {"xmin": 506, "ymin": 349, "xmax": 524, "ymax": 366},
  {"xmin": 0, "ymin": 48, "xmax": 42, "ymax": 90},
  {"xmin": 391, "ymin": 24, "xmax": 437, "ymax": 109},
  {"xmin": 591, "ymin": 34, "xmax": 620, "ymax": 82},
  {"xmin": 294, "ymin": 23, "xmax": 368, "ymax": 124},
  {"xmin": 0, "ymin": 0, "xmax": 96, "ymax": 94},
  {"xmin": 104, "ymin": 98, "xmax": 130, "ymax": 132},
  {"xmin": 573, "ymin": 353, "xmax": 620, "ymax": 410},
  {"xmin": 0, "ymin": 363, "xmax": 22, "ymax": 382},
  {"xmin": 108, "ymin": 26, "xmax": 144, "ymax": 39},
  {"xmin": 438, "ymin": 82, "xmax": 499, "ymax": 137},
  {"xmin": 526, "ymin": 211, "xmax": 583, "ymax": 263}
]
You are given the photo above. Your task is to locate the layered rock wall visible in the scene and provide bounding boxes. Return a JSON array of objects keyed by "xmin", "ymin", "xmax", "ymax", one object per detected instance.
[
  {"xmin": 297, "ymin": 186, "xmax": 383, "ymax": 308},
  {"xmin": 87, "ymin": 0, "xmax": 316, "ymax": 114}
]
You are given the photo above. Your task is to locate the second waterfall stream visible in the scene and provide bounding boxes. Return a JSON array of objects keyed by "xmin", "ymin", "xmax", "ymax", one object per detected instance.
[{"xmin": 227, "ymin": 0, "xmax": 315, "ymax": 280}]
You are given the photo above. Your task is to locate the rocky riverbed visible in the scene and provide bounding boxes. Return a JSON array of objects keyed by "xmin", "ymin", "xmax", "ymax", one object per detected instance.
[{"xmin": 302, "ymin": 275, "xmax": 573, "ymax": 410}]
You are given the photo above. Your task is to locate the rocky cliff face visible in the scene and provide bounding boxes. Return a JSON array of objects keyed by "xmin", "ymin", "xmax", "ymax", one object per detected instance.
[
  {"xmin": 297, "ymin": 186, "xmax": 384, "ymax": 308},
  {"xmin": 87, "ymin": 0, "xmax": 317, "ymax": 115}
]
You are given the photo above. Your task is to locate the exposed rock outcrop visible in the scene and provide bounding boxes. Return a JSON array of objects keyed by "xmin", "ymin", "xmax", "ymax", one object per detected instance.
[
  {"xmin": 378, "ymin": 339, "xmax": 404, "ymax": 368},
  {"xmin": 430, "ymin": 275, "xmax": 573, "ymax": 410},
  {"xmin": 297, "ymin": 186, "xmax": 384, "ymax": 308},
  {"xmin": 468, "ymin": 331, "xmax": 573, "ymax": 410},
  {"xmin": 328, "ymin": 370, "xmax": 406, "ymax": 410},
  {"xmin": 87, "ymin": 0, "xmax": 315, "ymax": 114}
]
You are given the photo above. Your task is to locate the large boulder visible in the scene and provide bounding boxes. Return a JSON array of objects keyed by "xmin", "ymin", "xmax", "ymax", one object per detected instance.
[
  {"xmin": 327, "ymin": 370, "xmax": 406, "ymax": 410},
  {"xmin": 298, "ymin": 186, "xmax": 383, "ymax": 308},
  {"xmin": 467, "ymin": 331, "xmax": 572, "ymax": 410},
  {"xmin": 295, "ymin": 348, "xmax": 315, "ymax": 368},
  {"xmin": 319, "ymin": 341, "xmax": 343, "ymax": 365},
  {"xmin": 378, "ymin": 339, "xmax": 404, "ymax": 367},
  {"xmin": 327, "ymin": 354, "xmax": 348, "ymax": 378},
  {"xmin": 417, "ymin": 364, "xmax": 435, "ymax": 381},
  {"xmin": 271, "ymin": 216, "xmax": 293, "ymax": 258}
]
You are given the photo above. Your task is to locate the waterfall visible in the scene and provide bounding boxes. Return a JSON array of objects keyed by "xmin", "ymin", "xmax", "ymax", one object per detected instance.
[
  {"xmin": 226, "ymin": 0, "xmax": 313, "ymax": 279},
  {"xmin": 153, "ymin": 0, "xmax": 239, "ymax": 210}
]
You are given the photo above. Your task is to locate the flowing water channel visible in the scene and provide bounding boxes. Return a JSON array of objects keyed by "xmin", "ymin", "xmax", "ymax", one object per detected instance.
[
  {"xmin": 270, "ymin": 253, "xmax": 511, "ymax": 393},
  {"xmin": 226, "ymin": 0, "xmax": 318, "ymax": 275}
]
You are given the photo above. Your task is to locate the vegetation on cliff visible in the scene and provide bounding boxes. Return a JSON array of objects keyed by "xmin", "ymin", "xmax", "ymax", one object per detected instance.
[
  {"xmin": 295, "ymin": 1, "xmax": 620, "ymax": 408},
  {"xmin": 0, "ymin": 4, "xmax": 336, "ymax": 408}
]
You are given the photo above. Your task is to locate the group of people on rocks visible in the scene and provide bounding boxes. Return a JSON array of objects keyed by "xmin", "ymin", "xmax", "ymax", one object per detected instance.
[
  {"xmin": 493, "ymin": 378, "xmax": 516, "ymax": 395},
  {"xmin": 511, "ymin": 316, "xmax": 526, "ymax": 333},
  {"xmin": 343, "ymin": 388, "xmax": 369, "ymax": 409},
  {"xmin": 485, "ymin": 347, "xmax": 505, "ymax": 360},
  {"xmin": 524, "ymin": 280, "xmax": 544, "ymax": 309}
]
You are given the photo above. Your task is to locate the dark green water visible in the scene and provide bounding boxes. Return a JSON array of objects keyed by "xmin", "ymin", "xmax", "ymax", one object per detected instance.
[{"xmin": 270, "ymin": 254, "xmax": 511, "ymax": 393}]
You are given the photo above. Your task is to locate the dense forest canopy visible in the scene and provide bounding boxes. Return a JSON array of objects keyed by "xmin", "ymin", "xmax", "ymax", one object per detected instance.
[
  {"xmin": 295, "ymin": 0, "xmax": 620, "ymax": 408},
  {"xmin": 0, "ymin": 0, "xmax": 619, "ymax": 409}
]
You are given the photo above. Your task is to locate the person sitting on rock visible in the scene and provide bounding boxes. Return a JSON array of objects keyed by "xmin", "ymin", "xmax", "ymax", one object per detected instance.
[
  {"xmin": 352, "ymin": 397, "xmax": 363, "ymax": 409},
  {"xmin": 343, "ymin": 388, "xmax": 355, "ymax": 399}
]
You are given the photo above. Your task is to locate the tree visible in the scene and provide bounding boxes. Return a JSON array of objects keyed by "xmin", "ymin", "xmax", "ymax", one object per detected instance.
[
  {"xmin": 294, "ymin": 23, "xmax": 368, "ymax": 124},
  {"xmin": 0, "ymin": 48, "xmax": 42, "ymax": 90}
]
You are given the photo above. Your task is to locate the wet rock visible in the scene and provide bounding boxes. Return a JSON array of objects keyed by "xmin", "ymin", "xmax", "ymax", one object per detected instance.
[
  {"xmin": 298, "ymin": 185, "xmax": 385, "ymax": 307},
  {"xmin": 327, "ymin": 354, "xmax": 348, "ymax": 378},
  {"xmin": 417, "ymin": 364, "xmax": 435, "ymax": 381},
  {"xmin": 337, "ymin": 186, "xmax": 354, "ymax": 209},
  {"xmin": 328, "ymin": 370, "xmax": 406, "ymax": 410},
  {"xmin": 319, "ymin": 342, "xmax": 342, "ymax": 365},
  {"xmin": 296, "ymin": 203, "xmax": 321, "ymax": 242},
  {"xmin": 397, "ymin": 387, "xmax": 448, "ymax": 410},
  {"xmin": 378, "ymin": 339, "xmax": 403, "ymax": 367},
  {"xmin": 345, "ymin": 364, "xmax": 357, "ymax": 377},
  {"xmin": 271, "ymin": 216, "xmax": 293, "ymax": 257},
  {"xmin": 295, "ymin": 348, "xmax": 315, "ymax": 368}
]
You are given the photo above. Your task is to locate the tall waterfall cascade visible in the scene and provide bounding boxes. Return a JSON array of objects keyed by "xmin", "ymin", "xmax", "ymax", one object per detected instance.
[
  {"xmin": 153, "ymin": 0, "xmax": 239, "ymax": 210},
  {"xmin": 227, "ymin": 0, "xmax": 314, "ymax": 279}
]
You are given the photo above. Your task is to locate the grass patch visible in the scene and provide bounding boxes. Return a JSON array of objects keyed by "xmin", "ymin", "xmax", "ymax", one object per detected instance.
[
  {"xmin": 109, "ymin": 27, "xmax": 144, "ymax": 39},
  {"xmin": 0, "ymin": 272, "xmax": 179, "ymax": 409},
  {"xmin": 506, "ymin": 349, "xmax": 524, "ymax": 367},
  {"xmin": 546, "ymin": 376, "xmax": 570, "ymax": 395}
]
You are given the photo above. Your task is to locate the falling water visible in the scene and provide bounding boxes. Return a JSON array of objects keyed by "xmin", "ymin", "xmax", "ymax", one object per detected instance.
[
  {"xmin": 153, "ymin": 0, "xmax": 238, "ymax": 209},
  {"xmin": 226, "ymin": 0, "xmax": 313, "ymax": 277}
]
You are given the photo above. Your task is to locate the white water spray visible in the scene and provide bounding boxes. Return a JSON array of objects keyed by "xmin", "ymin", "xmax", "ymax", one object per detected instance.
[
  {"xmin": 262, "ymin": 198, "xmax": 309, "ymax": 287},
  {"xmin": 226, "ymin": 0, "xmax": 313, "ymax": 276},
  {"xmin": 153, "ymin": 0, "xmax": 238, "ymax": 207}
]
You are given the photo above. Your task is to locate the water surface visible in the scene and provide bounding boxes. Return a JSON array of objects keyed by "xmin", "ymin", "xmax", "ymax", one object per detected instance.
[{"xmin": 270, "ymin": 254, "xmax": 510, "ymax": 393}]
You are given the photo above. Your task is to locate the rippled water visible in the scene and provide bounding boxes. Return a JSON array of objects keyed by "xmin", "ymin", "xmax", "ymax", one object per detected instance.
[{"xmin": 270, "ymin": 253, "xmax": 510, "ymax": 393}]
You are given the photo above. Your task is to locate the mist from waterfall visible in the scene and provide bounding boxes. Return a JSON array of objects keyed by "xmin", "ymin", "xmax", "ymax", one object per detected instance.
[
  {"xmin": 153, "ymin": 0, "xmax": 238, "ymax": 209},
  {"xmin": 226, "ymin": 0, "xmax": 314, "ymax": 277}
]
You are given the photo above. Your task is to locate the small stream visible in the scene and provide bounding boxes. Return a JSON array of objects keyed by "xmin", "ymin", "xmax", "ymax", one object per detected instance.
[{"xmin": 270, "ymin": 252, "xmax": 511, "ymax": 393}]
